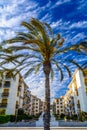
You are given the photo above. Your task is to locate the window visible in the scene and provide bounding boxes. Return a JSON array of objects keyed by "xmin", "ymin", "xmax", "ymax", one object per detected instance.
[
  {"xmin": 57, "ymin": 99, "xmax": 59, "ymax": 103},
  {"xmin": 17, "ymin": 92, "xmax": 19, "ymax": 96},
  {"xmin": 16, "ymin": 101, "xmax": 19, "ymax": 108},
  {"xmin": 1, "ymin": 99, "xmax": 8, "ymax": 107},
  {"xmin": 77, "ymin": 100, "xmax": 80, "ymax": 109},
  {"xmin": 18, "ymin": 85, "xmax": 21, "ymax": 91},
  {"xmin": 2, "ymin": 89, "xmax": 9, "ymax": 97},
  {"xmin": 75, "ymin": 88, "xmax": 78, "ymax": 96},
  {"xmin": 4, "ymin": 81, "xmax": 10, "ymax": 87},
  {"xmin": 0, "ymin": 82, "xmax": 2, "ymax": 88}
]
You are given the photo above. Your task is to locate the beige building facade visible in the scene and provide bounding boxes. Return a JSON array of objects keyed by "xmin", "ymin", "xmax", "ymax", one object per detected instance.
[{"xmin": 53, "ymin": 96, "xmax": 64, "ymax": 115}]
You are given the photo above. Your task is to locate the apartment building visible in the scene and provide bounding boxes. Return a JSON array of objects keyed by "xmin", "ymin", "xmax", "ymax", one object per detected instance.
[
  {"xmin": 0, "ymin": 71, "xmax": 26, "ymax": 115},
  {"xmin": 23, "ymin": 88, "xmax": 43, "ymax": 116},
  {"xmin": 30, "ymin": 95, "xmax": 43, "ymax": 116},
  {"xmin": 64, "ymin": 69, "xmax": 87, "ymax": 115},
  {"xmin": 22, "ymin": 87, "xmax": 31, "ymax": 115},
  {"xmin": 63, "ymin": 90, "xmax": 75, "ymax": 116},
  {"xmin": 53, "ymin": 96, "xmax": 64, "ymax": 115}
]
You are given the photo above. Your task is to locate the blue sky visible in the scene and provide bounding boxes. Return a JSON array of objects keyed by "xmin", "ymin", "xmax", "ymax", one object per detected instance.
[{"xmin": 0, "ymin": 0, "xmax": 87, "ymax": 102}]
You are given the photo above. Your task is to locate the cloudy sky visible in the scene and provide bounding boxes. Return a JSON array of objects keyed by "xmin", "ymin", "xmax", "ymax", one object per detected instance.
[{"xmin": 0, "ymin": 0, "xmax": 87, "ymax": 102}]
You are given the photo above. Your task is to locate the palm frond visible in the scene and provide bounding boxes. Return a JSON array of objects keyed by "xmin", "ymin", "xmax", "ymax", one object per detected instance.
[
  {"xmin": 24, "ymin": 68, "xmax": 35, "ymax": 79},
  {"xmin": 59, "ymin": 62, "xmax": 71, "ymax": 77},
  {"xmin": 30, "ymin": 18, "xmax": 50, "ymax": 48},
  {"xmin": 7, "ymin": 45, "xmax": 40, "ymax": 53},
  {"xmin": 79, "ymin": 42, "xmax": 87, "ymax": 54},
  {"xmin": 66, "ymin": 59, "xmax": 82, "ymax": 70},
  {"xmin": 52, "ymin": 59, "xmax": 64, "ymax": 81},
  {"xmin": 35, "ymin": 63, "xmax": 42, "ymax": 74},
  {"xmin": 81, "ymin": 62, "xmax": 87, "ymax": 69},
  {"xmin": 44, "ymin": 22, "xmax": 54, "ymax": 39},
  {"xmin": 63, "ymin": 64, "xmax": 71, "ymax": 77},
  {"xmin": 21, "ymin": 21, "xmax": 37, "ymax": 34},
  {"xmin": 13, "ymin": 60, "xmax": 38, "ymax": 75},
  {"xmin": 51, "ymin": 34, "xmax": 61, "ymax": 46},
  {"xmin": 17, "ymin": 32, "xmax": 35, "ymax": 40},
  {"xmin": 55, "ymin": 42, "xmax": 87, "ymax": 55},
  {"xmin": 3, "ymin": 37, "xmax": 27, "ymax": 44},
  {"xmin": 3, "ymin": 48, "xmax": 12, "ymax": 54}
]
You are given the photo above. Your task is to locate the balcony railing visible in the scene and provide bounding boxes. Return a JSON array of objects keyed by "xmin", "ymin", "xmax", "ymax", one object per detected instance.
[
  {"xmin": 0, "ymin": 103, "xmax": 7, "ymax": 108},
  {"xmin": 2, "ymin": 93, "xmax": 9, "ymax": 97}
]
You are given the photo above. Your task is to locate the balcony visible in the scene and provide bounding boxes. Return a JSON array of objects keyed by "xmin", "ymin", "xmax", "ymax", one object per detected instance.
[
  {"xmin": 0, "ymin": 103, "xmax": 7, "ymax": 108},
  {"xmin": 2, "ymin": 93, "xmax": 9, "ymax": 97}
]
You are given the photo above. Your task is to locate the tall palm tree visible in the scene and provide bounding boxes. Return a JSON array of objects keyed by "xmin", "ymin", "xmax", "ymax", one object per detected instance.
[{"xmin": 2, "ymin": 18, "xmax": 87, "ymax": 130}]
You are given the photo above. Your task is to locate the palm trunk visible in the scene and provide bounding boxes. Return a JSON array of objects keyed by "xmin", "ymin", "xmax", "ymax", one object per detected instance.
[{"xmin": 43, "ymin": 61, "xmax": 51, "ymax": 130}]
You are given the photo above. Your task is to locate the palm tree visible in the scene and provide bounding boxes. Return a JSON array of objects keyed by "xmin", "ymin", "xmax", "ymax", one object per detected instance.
[{"xmin": 2, "ymin": 18, "xmax": 87, "ymax": 130}]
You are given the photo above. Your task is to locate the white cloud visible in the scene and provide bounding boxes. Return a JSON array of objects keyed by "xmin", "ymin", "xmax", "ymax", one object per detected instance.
[
  {"xmin": 41, "ymin": 0, "xmax": 51, "ymax": 10},
  {"xmin": 0, "ymin": 4, "xmax": 17, "ymax": 14},
  {"xmin": 71, "ymin": 33, "xmax": 86, "ymax": 42},
  {"xmin": 77, "ymin": 0, "xmax": 87, "ymax": 10},
  {"xmin": 41, "ymin": 13, "xmax": 52, "ymax": 23},
  {"xmin": 51, "ymin": 19, "xmax": 62, "ymax": 28},
  {"xmin": 51, "ymin": 19, "xmax": 70, "ymax": 29},
  {"xmin": 51, "ymin": 0, "xmax": 71, "ymax": 9},
  {"xmin": 30, "ymin": 79, "xmax": 45, "ymax": 101},
  {"xmin": 12, "ymin": 0, "xmax": 25, "ymax": 4},
  {"xmin": 0, "ymin": 16, "xmax": 22, "ymax": 28},
  {"xmin": 0, "ymin": 1, "xmax": 39, "ymax": 41},
  {"xmin": 70, "ymin": 21, "xmax": 87, "ymax": 29}
]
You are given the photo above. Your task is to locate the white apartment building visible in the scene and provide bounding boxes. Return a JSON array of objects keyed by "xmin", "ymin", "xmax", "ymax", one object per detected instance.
[
  {"xmin": 23, "ymin": 89, "xmax": 43, "ymax": 116},
  {"xmin": 23, "ymin": 87, "xmax": 31, "ymax": 115},
  {"xmin": 0, "ymin": 71, "xmax": 26, "ymax": 115},
  {"xmin": 53, "ymin": 96, "xmax": 64, "ymax": 115},
  {"xmin": 30, "ymin": 95, "xmax": 42, "ymax": 116},
  {"xmin": 64, "ymin": 69, "xmax": 87, "ymax": 115},
  {"xmin": 63, "ymin": 90, "xmax": 75, "ymax": 116}
]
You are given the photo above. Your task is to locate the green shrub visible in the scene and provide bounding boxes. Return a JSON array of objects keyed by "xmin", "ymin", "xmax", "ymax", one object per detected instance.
[
  {"xmin": 60, "ymin": 114, "xmax": 65, "ymax": 119},
  {"xmin": 18, "ymin": 108, "xmax": 24, "ymax": 115},
  {"xmin": 71, "ymin": 114, "xmax": 78, "ymax": 120},
  {"xmin": 0, "ymin": 115, "xmax": 10, "ymax": 124},
  {"xmin": 66, "ymin": 115, "xmax": 71, "ymax": 120},
  {"xmin": 10, "ymin": 115, "xmax": 16, "ymax": 122},
  {"xmin": 22, "ymin": 114, "xmax": 33, "ymax": 120},
  {"xmin": 17, "ymin": 115, "xmax": 23, "ymax": 121}
]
